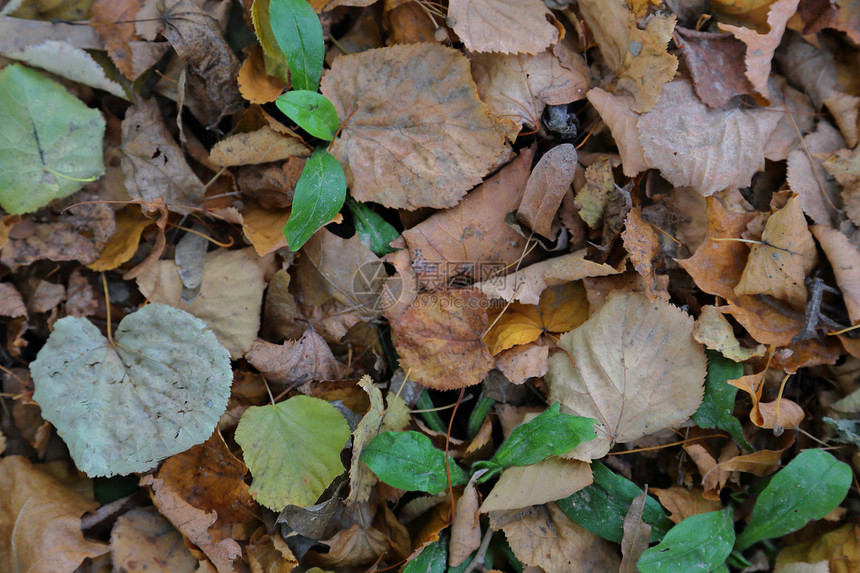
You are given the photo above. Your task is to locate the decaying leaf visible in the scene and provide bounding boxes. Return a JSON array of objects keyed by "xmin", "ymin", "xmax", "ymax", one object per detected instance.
[
  {"xmin": 517, "ymin": 144, "xmax": 578, "ymax": 238},
  {"xmin": 546, "ymin": 290, "xmax": 706, "ymax": 460},
  {"xmin": 110, "ymin": 507, "xmax": 199, "ymax": 572},
  {"xmin": 321, "ymin": 43, "xmax": 512, "ymax": 210},
  {"xmin": 245, "ymin": 326, "xmax": 345, "ymax": 393},
  {"xmin": 481, "ymin": 457, "xmax": 592, "ymax": 512},
  {"xmin": 675, "ymin": 27, "xmax": 755, "ymax": 109},
  {"xmin": 448, "ymin": 0, "xmax": 559, "ymax": 55},
  {"xmin": 209, "ymin": 125, "xmax": 310, "ymax": 166}
]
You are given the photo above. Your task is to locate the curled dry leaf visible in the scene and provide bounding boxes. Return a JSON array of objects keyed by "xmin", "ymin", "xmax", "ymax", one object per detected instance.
[
  {"xmin": 91, "ymin": 0, "xmax": 145, "ymax": 80},
  {"xmin": 694, "ymin": 305, "xmax": 767, "ymax": 362},
  {"xmin": 450, "ymin": 473, "xmax": 483, "ymax": 567},
  {"xmin": 621, "ymin": 207, "xmax": 662, "ymax": 299},
  {"xmin": 637, "ymin": 81, "xmax": 781, "ymax": 196},
  {"xmin": 0, "ymin": 456, "xmax": 108, "ymax": 572},
  {"xmin": 448, "ymin": 0, "xmax": 559, "ymax": 55},
  {"xmin": 734, "ymin": 194, "xmax": 818, "ymax": 309},
  {"xmin": 245, "ymin": 326, "xmax": 345, "ymax": 394},
  {"xmin": 650, "ymin": 486, "xmax": 724, "ymax": 524},
  {"xmin": 517, "ymin": 144, "xmax": 578, "ymax": 238},
  {"xmin": 578, "ymin": 0, "xmax": 678, "ymax": 112},
  {"xmin": 209, "ymin": 125, "xmax": 310, "ymax": 166},
  {"xmin": 321, "ymin": 43, "xmax": 513, "ymax": 210},
  {"xmin": 470, "ymin": 44, "xmax": 589, "ymax": 131},
  {"xmin": 387, "ymin": 289, "xmax": 494, "ymax": 390},
  {"xmin": 718, "ymin": 0, "xmax": 800, "ymax": 101},
  {"xmin": 812, "ymin": 225, "xmax": 860, "ymax": 324},
  {"xmin": 120, "ymin": 98, "xmax": 205, "ymax": 215},
  {"xmin": 546, "ymin": 291, "xmax": 706, "ymax": 460}
]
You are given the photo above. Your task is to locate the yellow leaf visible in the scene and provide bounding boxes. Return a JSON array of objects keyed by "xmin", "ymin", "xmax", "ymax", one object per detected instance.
[{"xmin": 87, "ymin": 208, "xmax": 153, "ymax": 272}]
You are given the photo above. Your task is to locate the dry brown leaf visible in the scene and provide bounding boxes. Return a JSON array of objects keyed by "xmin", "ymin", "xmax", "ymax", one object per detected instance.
[
  {"xmin": 683, "ymin": 441, "xmax": 732, "ymax": 500},
  {"xmin": 675, "ymin": 27, "xmax": 755, "ymax": 108},
  {"xmin": 450, "ymin": 473, "xmax": 483, "ymax": 567},
  {"xmin": 121, "ymin": 98, "xmax": 206, "ymax": 215},
  {"xmin": 787, "ymin": 120, "xmax": 845, "ymax": 226},
  {"xmin": 718, "ymin": 0, "xmax": 800, "ymax": 101},
  {"xmin": 775, "ymin": 522, "xmax": 860, "ymax": 573},
  {"xmin": 87, "ymin": 208, "xmax": 155, "ymax": 272},
  {"xmin": 650, "ymin": 486, "xmax": 723, "ymax": 524},
  {"xmin": 448, "ymin": 0, "xmax": 559, "ymax": 54},
  {"xmin": 238, "ymin": 45, "xmax": 286, "ymax": 104},
  {"xmin": 470, "ymin": 44, "xmax": 588, "ymax": 130},
  {"xmin": 574, "ymin": 157, "xmax": 614, "ymax": 229},
  {"xmin": 620, "ymin": 493, "xmax": 651, "ymax": 573},
  {"xmin": 546, "ymin": 291, "xmax": 706, "ymax": 460},
  {"xmin": 734, "ymin": 195, "xmax": 818, "ymax": 309},
  {"xmin": 813, "ymin": 226, "xmax": 860, "ymax": 324},
  {"xmin": 245, "ymin": 326, "xmax": 345, "ymax": 393},
  {"xmin": 136, "ymin": 248, "xmax": 267, "ymax": 358},
  {"xmin": 25, "ymin": 279, "xmax": 65, "ymax": 314},
  {"xmin": 824, "ymin": 147, "xmax": 860, "ymax": 225},
  {"xmin": 321, "ymin": 43, "xmax": 513, "ymax": 210},
  {"xmin": 489, "ymin": 503, "xmax": 621, "ymax": 573},
  {"xmin": 241, "ymin": 200, "xmax": 291, "ymax": 256},
  {"xmin": 91, "ymin": 0, "xmax": 145, "ymax": 80},
  {"xmin": 719, "ymin": 448, "xmax": 785, "ymax": 476},
  {"xmin": 480, "ymin": 457, "xmax": 592, "ymax": 512},
  {"xmin": 111, "ymin": 507, "xmax": 199, "ymax": 572},
  {"xmin": 578, "ymin": 0, "xmax": 678, "ymax": 112},
  {"xmin": 402, "ymin": 148, "xmax": 534, "ymax": 290},
  {"xmin": 622, "ymin": 207, "xmax": 662, "ymax": 299},
  {"xmin": 494, "ymin": 342, "xmax": 549, "ymax": 384},
  {"xmin": 141, "ymin": 474, "xmax": 242, "ymax": 573},
  {"xmin": 312, "ymin": 503, "xmax": 410, "ymax": 567},
  {"xmin": 387, "ymin": 289, "xmax": 494, "ymax": 390},
  {"xmin": 586, "ymin": 88, "xmax": 649, "ymax": 177},
  {"xmin": 0, "ymin": 456, "xmax": 107, "ymax": 572},
  {"xmin": 245, "ymin": 526, "xmax": 298, "ymax": 573},
  {"xmin": 474, "ymin": 249, "xmax": 620, "ymax": 304},
  {"xmin": 638, "ymin": 81, "xmax": 781, "ymax": 196},
  {"xmin": 136, "ymin": 0, "xmax": 243, "ymax": 126},
  {"xmin": 517, "ymin": 144, "xmax": 578, "ymax": 238},
  {"xmin": 765, "ymin": 76, "xmax": 816, "ymax": 162},
  {"xmin": 693, "ymin": 305, "xmax": 767, "ymax": 362},
  {"xmin": 209, "ymin": 125, "xmax": 310, "ymax": 166},
  {"xmin": 0, "ymin": 282, "xmax": 27, "ymax": 319},
  {"xmin": 156, "ymin": 431, "xmax": 258, "ymax": 542}
]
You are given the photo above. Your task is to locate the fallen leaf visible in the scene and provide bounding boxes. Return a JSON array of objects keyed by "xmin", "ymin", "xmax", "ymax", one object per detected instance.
[
  {"xmin": 0, "ymin": 456, "xmax": 107, "ymax": 573},
  {"xmin": 136, "ymin": 0, "xmax": 243, "ymax": 126},
  {"xmin": 388, "ymin": 289, "xmax": 494, "ymax": 390},
  {"xmin": 489, "ymin": 503, "xmax": 621, "ymax": 573},
  {"xmin": 141, "ymin": 474, "xmax": 242, "ymax": 573},
  {"xmin": 824, "ymin": 147, "xmax": 860, "ymax": 226},
  {"xmin": 734, "ymin": 194, "xmax": 818, "ymax": 309},
  {"xmin": 621, "ymin": 207, "xmax": 662, "ymax": 298},
  {"xmin": 240, "ymin": 200, "xmax": 291, "ymax": 256},
  {"xmin": 620, "ymin": 492, "xmax": 651, "ymax": 572},
  {"xmin": 574, "ymin": 157, "xmax": 615, "ymax": 229},
  {"xmin": 650, "ymin": 486, "xmax": 724, "ymax": 524},
  {"xmin": 245, "ymin": 326, "xmax": 345, "ymax": 393},
  {"xmin": 25, "ymin": 279, "xmax": 65, "ymax": 314},
  {"xmin": 402, "ymin": 147, "xmax": 534, "ymax": 289},
  {"xmin": 137, "ymin": 248, "xmax": 268, "ymax": 358},
  {"xmin": 719, "ymin": 448, "xmax": 786, "ymax": 476},
  {"xmin": 245, "ymin": 526, "xmax": 298, "ymax": 573},
  {"xmin": 91, "ymin": 0, "xmax": 145, "ymax": 80},
  {"xmin": 587, "ymin": 88, "xmax": 649, "ymax": 177},
  {"xmin": 495, "ymin": 342, "xmax": 549, "ymax": 384},
  {"xmin": 578, "ymin": 0, "xmax": 678, "ymax": 112},
  {"xmin": 517, "ymin": 144, "xmax": 578, "ymax": 238},
  {"xmin": 448, "ymin": 0, "xmax": 559, "ymax": 55},
  {"xmin": 209, "ymin": 124, "xmax": 310, "ymax": 166},
  {"xmin": 776, "ymin": 522, "xmax": 860, "ymax": 573},
  {"xmin": 30, "ymin": 304, "xmax": 232, "ymax": 476},
  {"xmin": 321, "ymin": 43, "xmax": 512, "ymax": 210},
  {"xmin": 546, "ymin": 290, "xmax": 706, "ymax": 460},
  {"xmin": 718, "ymin": 0, "xmax": 801, "ymax": 101},
  {"xmin": 110, "ymin": 507, "xmax": 199, "ymax": 573},
  {"xmin": 450, "ymin": 473, "xmax": 483, "ymax": 567},
  {"xmin": 470, "ymin": 44, "xmax": 589, "ymax": 131},
  {"xmin": 87, "ymin": 208, "xmax": 155, "ymax": 272},
  {"xmin": 120, "ymin": 98, "xmax": 206, "ymax": 215},
  {"xmin": 675, "ymin": 27, "xmax": 755, "ymax": 108},
  {"xmin": 693, "ymin": 305, "xmax": 767, "ymax": 362},
  {"xmin": 813, "ymin": 225, "xmax": 860, "ymax": 323},
  {"xmin": 0, "ymin": 282, "xmax": 27, "ymax": 319},
  {"xmin": 787, "ymin": 120, "xmax": 845, "ymax": 226},
  {"xmin": 238, "ymin": 44, "xmax": 287, "ymax": 104},
  {"xmin": 480, "ymin": 457, "xmax": 592, "ymax": 512},
  {"xmin": 637, "ymin": 80, "xmax": 781, "ymax": 196},
  {"xmin": 765, "ymin": 76, "xmax": 817, "ymax": 161},
  {"xmin": 311, "ymin": 502, "xmax": 410, "ymax": 567}
]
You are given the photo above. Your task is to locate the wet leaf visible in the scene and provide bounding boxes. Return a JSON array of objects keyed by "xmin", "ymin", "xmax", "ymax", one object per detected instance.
[
  {"xmin": 235, "ymin": 395, "xmax": 351, "ymax": 510},
  {"xmin": 30, "ymin": 303, "xmax": 232, "ymax": 477}
]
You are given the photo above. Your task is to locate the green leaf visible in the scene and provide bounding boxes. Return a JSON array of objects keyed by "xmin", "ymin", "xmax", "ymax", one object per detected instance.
[
  {"xmin": 284, "ymin": 147, "xmax": 346, "ymax": 250},
  {"xmin": 403, "ymin": 529, "xmax": 448, "ymax": 573},
  {"xmin": 473, "ymin": 403, "xmax": 595, "ymax": 480},
  {"xmin": 251, "ymin": 0, "xmax": 290, "ymax": 84},
  {"xmin": 347, "ymin": 197, "xmax": 400, "ymax": 256},
  {"xmin": 235, "ymin": 396, "xmax": 350, "ymax": 510},
  {"xmin": 735, "ymin": 449, "xmax": 852, "ymax": 551},
  {"xmin": 692, "ymin": 351, "xmax": 752, "ymax": 451},
  {"xmin": 0, "ymin": 64, "xmax": 105, "ymax": 214},
  {"xmin": 638, "ymin": 508, "xmax": 735, "ymax": 573},
  {"xmin": 360, "ymin": 431, "xmax": 469, "ymax": 494},
  {"xmin": 29, "ymin": 304, "xmax": 231, "ymax": 477},
  {"xmin": 557, "ymin": 461, "xmax": 673, "ymax": 543},
  {"xmin": 275, "ymin": 90, "xmax": 339, "ymax": 140},
  {"xmin": 268, "ymin": 0, "xmax": 323, "ymax": 91}
]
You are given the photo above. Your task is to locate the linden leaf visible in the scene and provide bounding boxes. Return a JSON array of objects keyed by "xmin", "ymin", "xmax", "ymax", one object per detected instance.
[
  {"xmin": 545, "ymin": 291, "xmax": 706, "ymax": 460},
  {"xmin": 29, "ymin": 303, "xmax": 232, "ymax": 477},
  {"xmin": 321, "ymin": 43, "xmax": 512, "ymax": 210},
  {"xmin": 235, "ymin": 396, "xmax": 350, "ymax": 510},
  {"xmin": 0, "ymin": 64, "xmax": 105, "ymax": 215},
  {"xmin": 448, "ymin": 0, "xmax": 559, "ymax": 55}
]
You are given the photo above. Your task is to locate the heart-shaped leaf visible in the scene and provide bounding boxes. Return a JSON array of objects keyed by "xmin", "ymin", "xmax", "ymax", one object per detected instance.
[{"xmin": 30, "ymin": 303, "xmax": 232, "ymax": 477}]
